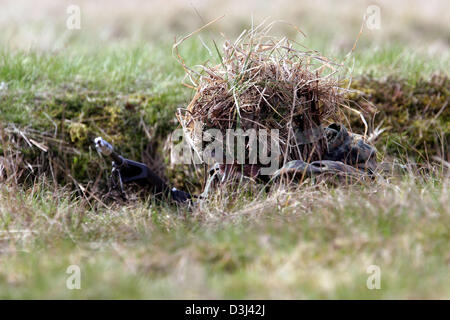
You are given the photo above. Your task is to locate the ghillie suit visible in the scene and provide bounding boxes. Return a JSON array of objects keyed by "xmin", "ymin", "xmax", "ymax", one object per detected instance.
[
  {"xmin": 202, "ymin": 123, "xmax": 377, "ymax": 195},
  {"xmin": 174, "ymin": 24, "xmax": 378, "ymax": 196},
  {"xmin": 96, "ymin": 24, "xmax": 379, "ymax": 203},
  {"xmin": 274, "ymin": 123, "xmax": 377, "ymax": 179}
]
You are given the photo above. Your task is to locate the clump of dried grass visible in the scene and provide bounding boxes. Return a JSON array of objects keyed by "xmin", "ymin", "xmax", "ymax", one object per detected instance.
[{"xmin": 175, "ymin": 21, "xmax": 345, "ymax": 165}]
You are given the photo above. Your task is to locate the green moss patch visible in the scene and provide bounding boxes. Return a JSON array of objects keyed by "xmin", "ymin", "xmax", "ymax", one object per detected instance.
[{"xmin": 347, "ymin": 74, "xmax": 448, "ymax": 162}]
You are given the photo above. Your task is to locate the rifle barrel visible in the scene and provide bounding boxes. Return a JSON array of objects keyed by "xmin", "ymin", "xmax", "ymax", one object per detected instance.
[{"xmin": 109, "ymin": 151, "xmax": 124, "ymax": 166}]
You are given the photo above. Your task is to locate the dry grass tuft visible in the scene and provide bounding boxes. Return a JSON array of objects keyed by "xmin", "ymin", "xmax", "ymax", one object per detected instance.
[{"xmin": 176, "ymin": 21, "xmax": 345, "ymax": 164}]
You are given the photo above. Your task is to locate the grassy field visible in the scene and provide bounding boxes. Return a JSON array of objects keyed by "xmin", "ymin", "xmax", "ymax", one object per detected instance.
[
  {"xmin": 1, "ymin": 174, "xmax": 449, "ymax": 299},
  {"xmin": 0, "ymin": 0, "xmax": 449, "ymax": 299}
]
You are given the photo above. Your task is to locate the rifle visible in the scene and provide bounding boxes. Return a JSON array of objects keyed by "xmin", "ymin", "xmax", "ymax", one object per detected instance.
[{"xmin": 94, "ymin": 137, "xmax": 191, "ymax": 203}]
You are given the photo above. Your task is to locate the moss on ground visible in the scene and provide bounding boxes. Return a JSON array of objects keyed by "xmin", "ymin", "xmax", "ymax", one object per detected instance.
[
  {"xmin": 348, "ymin": 74, "xmax": 448, "ymax": 162},
  {"xmin": 1, "ymin": 89, "xmax": 183, "ymax": 189}
]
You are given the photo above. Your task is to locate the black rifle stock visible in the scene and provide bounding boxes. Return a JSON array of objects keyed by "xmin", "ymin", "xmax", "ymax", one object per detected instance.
[{"xmin": 94, "ymin": 137, "xmax": 190, "ymax": 202}]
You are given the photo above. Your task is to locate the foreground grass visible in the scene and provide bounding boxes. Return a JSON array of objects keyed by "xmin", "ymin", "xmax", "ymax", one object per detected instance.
[{"xmin": 0, "ymin": 174, "xmax": 448, "ymax": 299}]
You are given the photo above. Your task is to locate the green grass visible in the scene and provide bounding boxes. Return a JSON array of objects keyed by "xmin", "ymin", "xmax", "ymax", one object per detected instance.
[
  {"xmin": 350, "ymin": 45, "xmax": 449, "ymax": 84},
  {"xmin": 0, "ymin": 176, "xmax": 448, "ymax": 299},
  {"xmin": 1, "ymin": 40, "xmax": 448, "ymax": 92},
  {"xmin": 1, "ymin": 40, "xmax": 448, "ymax": 131}
]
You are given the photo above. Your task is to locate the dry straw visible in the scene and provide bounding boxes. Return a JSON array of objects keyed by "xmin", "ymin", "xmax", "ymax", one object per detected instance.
[{"xmin": 174, "ymin": 20, "xmax": 347, "ymax": 166}]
